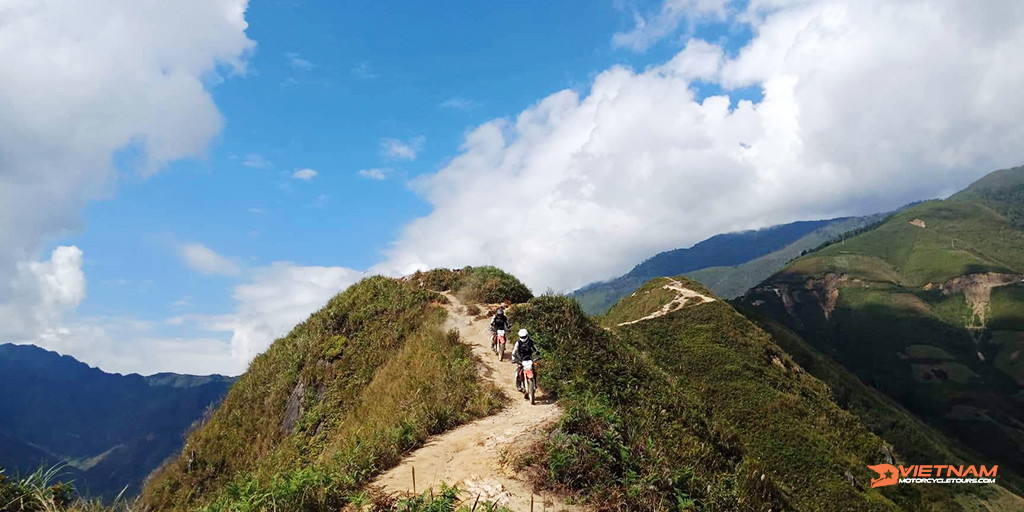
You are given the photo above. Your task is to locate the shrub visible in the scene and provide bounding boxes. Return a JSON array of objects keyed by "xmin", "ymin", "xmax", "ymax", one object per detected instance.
[
  {"xmin": 142, "ymin": 276, "xmax": 505, "ymax": 511},
  {"xmin": 0, "ymin": 465, "xmax": 137, "ymax": 512},
  {"xmin": 406, "ymin": 267, "xmax": 533, "ymax": 305}
]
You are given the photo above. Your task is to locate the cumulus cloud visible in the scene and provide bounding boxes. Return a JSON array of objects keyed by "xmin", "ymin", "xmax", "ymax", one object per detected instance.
[
  {"xmin": 358, "ymin": 168, "xmax": 390, "ymax": 180},
  {"xmin": 613, "ymin": 0, "xmax": 731, "ymax": 51},
  {"xmin": 180, "ymin": 243, "xmax": 242, "ymax": 277},
  {"xmin": 0, "ymin": 246, "xmax": 86, "ymax": 342},
  {"xmin": 38, "ymin": 322, "xmax": 237, "ymax": 376},
  {"xmin": 201, "ymin": 263, "xmax": 364, "ymax": 369},
  {"xmin": 381, "ymin": 136, "xmax": 425, "ymax": 161},
  {"xmin": 292, "ymin": 168, "xmax": 318, "ymax": 181},
  {"xmin": 0, "ymin": 0, "xmax": 252, "ymax": 368},
  {"xmin": 378, "ymin": 0, "xmax": 1024, "ymax": 293}
]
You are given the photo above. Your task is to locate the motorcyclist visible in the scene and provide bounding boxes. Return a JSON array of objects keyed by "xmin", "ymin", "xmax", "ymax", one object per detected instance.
[
  {"xmin": 512, "ymin": 328, "xmax": 539, "ymax": 392},
  {"xmin": 490, "ymin": 307, "xmax": 510, "ymax": 334}
]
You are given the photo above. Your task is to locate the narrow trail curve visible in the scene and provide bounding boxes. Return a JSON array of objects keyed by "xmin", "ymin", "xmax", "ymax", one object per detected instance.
[
  {"xmin": 371, "ymin": 294, "xmax": 584, "ymax": 511},
  {"xmin": 618, "ymin": 277, "xmax": 716, "ymax": 326}
]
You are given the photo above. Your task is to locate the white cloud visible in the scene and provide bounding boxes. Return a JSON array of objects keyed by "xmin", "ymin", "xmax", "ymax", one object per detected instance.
[
  {"xmin": 613, "ymin": 0, "xmax": 731, "ymax": 51},
  {"xmin": 285, "ymin": 51, "xmax": 314, "ymax": 70},
  {"xmin": 180, "ymin": 243, "xmax": 242, "ymax": 277},
  {"xmin": 0, "ymin": 246, "xmax": 86, "ymax": 341},
  {"xmin": 377, "ymin": 0, "xmax": 1024, "ymax": 293},
  {"xmin": 381, "ymin": 136, "xmax": 425, "ymax": 161},
  {"xmin": 292, "ymin": 168, "xmax": 318, "ymax": 181},
  {"xmin": 37, "ymin": 321, "xmax": 236, "ymax": 376},
  {"xmin": 242, "ymin": 153, "xmax": 272, "ymax": 168},
  {"xmin": 0, "ymin": 0, "xmax": 252, "ymax": 367},
  {"xmin": 201, "ymin": 263, "xmax": 364, "ymax": 368},
  {"xmin": 351, "ymin": 61, "xmax": 378, "ymax": 79},
  {"xmin": 358, "ymin": 168, "xmax": 390, "ymax": 180},
  {"xmin": 440, "ymin": 97, "xmax": 481, "ymax": 110}
]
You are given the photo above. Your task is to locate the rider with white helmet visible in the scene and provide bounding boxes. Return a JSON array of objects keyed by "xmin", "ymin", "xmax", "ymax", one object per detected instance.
[{"xmin": 512, "ymin": 328, "xmax": 539, "ymax": 392}]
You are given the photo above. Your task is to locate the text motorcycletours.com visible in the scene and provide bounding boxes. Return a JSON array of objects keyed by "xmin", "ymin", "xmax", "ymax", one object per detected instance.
[{"xmin": 867, "ymin": 464, "xmax": 998, "ymax": 488}]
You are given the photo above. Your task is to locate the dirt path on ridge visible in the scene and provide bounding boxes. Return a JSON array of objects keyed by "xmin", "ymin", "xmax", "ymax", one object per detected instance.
[
  {"xmin": 371, "ymin": 294, "xmax": 584, "ymax": 511},
  {"xmin": 617, "ymin": 277, "xmax": 716, "ymax": 326}
]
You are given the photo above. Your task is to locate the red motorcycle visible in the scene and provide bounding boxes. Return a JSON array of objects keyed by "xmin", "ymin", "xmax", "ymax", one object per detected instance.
[
  {"xmin": 517, "ymin": 359, "xmax": 537, "ymax": 405},
  {"xmin": 492, "ymin": 329, "xmax": 506, "ymax": 360}
]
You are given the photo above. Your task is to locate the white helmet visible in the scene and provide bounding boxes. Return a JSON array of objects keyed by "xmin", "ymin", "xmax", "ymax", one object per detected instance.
[{"xmin": 518, "ymin": 328, "xmax": 529, "ymax": 339}]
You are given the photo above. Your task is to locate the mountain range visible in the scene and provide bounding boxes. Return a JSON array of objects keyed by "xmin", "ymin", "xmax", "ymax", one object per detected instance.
[
  {"xmin": 0, "ymin": 343, "xmax": 234, "ymax": 500},
  {"xmin": 572, "ymin": 213, "xmax": 889, "ymax": 315}
]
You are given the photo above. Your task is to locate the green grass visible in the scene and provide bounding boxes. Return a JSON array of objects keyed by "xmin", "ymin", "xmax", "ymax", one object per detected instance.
[
  {"xmin": 990, "ymin": 284, "xmax": 1024, "ymax": 330},
  {"xmin": 600, "ymin": 276, "xmax": 714, "ymax": 327},
  {"xmin": 951, "ymin": 165, "xmax": 1024, "ymax": 227},
  {"xmin": 345, "ymin": 483, "xmax": 511, "ymax": 511},
  {"xmin": 796, "ymin": 201, "xmax": 1024, "ymax": 287},
  {"xmin": 744, "ymin": 188, "xmax": 1024, "ymax": 494},
  {"xmin": 406, "ymin": 266, "xmax": 533, "ymax": 304},
  {"xmin": 991, "ymin": 331, "xmax": 1024, "ymax": 385},
  {"xmin": 0, "ymin": 465, "xmax": 137, "ymax": 512},
  {"xmin": 507, "ymin": 291, "xmax": 972, "ymax": 511},
  {"xmin": 140, "ymin": 276, "xmax": 506, "ymax": 511}
]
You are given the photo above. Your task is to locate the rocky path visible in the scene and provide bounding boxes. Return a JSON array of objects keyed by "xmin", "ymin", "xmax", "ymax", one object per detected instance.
[{"xmin": 371, "ymin": 294, "xmax": 582, "ymax": 511}]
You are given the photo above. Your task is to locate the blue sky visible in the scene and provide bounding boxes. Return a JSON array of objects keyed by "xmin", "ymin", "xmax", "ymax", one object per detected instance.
[
  {"xmin": 56, "ymin": 0, "xmax": 752, "ymax": 354},
  {"xmin": 5, "ymin": 0, "xmax": 1022, "ymax": 375}
]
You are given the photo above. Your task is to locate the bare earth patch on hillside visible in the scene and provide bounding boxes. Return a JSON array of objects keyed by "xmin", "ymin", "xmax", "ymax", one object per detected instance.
[
  {"xmin": 371, "ymin": 294, "xmax": 584, "ymax": 511},
  {"xmin": 941, "ymin": 273, "xmax": 1023, "ymax": 325},
  {"xmin": 617, "ymin": 278, "xmax": 716, "ymax": 326}
]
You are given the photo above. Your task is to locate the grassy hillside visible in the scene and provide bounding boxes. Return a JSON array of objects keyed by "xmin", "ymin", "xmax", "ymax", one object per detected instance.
[
  {"xmin": 743, "ymin": 168, "xmax": 1024, "ymax": 486},
  {"xmin": 509, "ymin": 281, "xmax": 1013, "ymax": 510},
  {"xmin": 686, "ymin": 213, "xmax": 889, "ymax": 299},
  {"xmin": 140, "ymin": 274, "xmax": 516, "ymax": 511},
  {"xmin": 600, "ymin": 276, "xmax": 715, "ymax": 326},
  {"xmin": 738, "ymin": 307, "xmax": 1024, "ymax": 496},
  {"xmin": 404, "ymin": 265, "xmax": 533, "ymax": 304},
  {"xmin": 0, "ymin": 344, "xmax": 234, "ymax": 500},
  {"xmin": 951, "ymin": 165, "xmax": 1024, "ymax": 227},
  {"xmin": 573, "ymin": 216, "xmax": 885, "ymax": 315}
]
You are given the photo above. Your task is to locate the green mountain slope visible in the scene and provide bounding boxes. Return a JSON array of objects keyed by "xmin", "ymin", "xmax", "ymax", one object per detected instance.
[
  {"xmin": 140, "ymin": 268, "xmax": 525, "ymax": 511},
  {"xmin": 0, "ymin": 344, "xmax": 234, "ymax": 500},
  {"xmin": 511, "ymin": 277, "xmax": 1020, "ymax": 510},
  {"xmin": 951, "ymin": 165, "xmax": 1024, "ymax": 227},
  {"xmin": 742, "ymin": 167, "xmax": 1024, "ymax": 484},
  {"xmin": 573, "ymin": 215, "xmax": 885, "ymax": 315},
  {"xmin": 686, "ymin": 213, "xmax": 890, "ymax": 299}
]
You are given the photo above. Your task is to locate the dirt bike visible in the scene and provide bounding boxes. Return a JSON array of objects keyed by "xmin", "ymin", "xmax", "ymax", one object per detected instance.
[
  {"xmin": 518, "ymin": 359, "xmax": 537, "ymax": 405},
  {"xmin": 492, "ymin": 329, "xmax": 506, "ymax": 360}
]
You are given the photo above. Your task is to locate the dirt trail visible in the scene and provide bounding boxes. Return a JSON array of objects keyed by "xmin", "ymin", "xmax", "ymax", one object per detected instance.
[
  {"xmin": 371, "ymin": 294, "xmax": 583, "ymax": 511},
  {"xmin": 618, "ymin": 277, "xmax": 716, "ymax": 326}
]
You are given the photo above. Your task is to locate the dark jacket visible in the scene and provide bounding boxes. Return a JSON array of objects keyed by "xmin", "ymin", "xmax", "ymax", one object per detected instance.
[
  {"xmin": 490, "ymin": 312, "xmax": 509, "ymax": 332},
  {"xmin": 513, "ymin": 335, "xmax": 539, "ymax": 363}
]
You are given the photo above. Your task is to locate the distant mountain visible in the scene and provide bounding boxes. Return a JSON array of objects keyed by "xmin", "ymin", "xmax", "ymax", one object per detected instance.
[
  {"xmin": 0, "ymin": 343, "xmax": 235, "ymax": 500},
  {"xmin": 572, "ymin": 216, "xmax": 884, "ymax": 315},
  {"xmin": 742, "ymin": 165, "xmax": 1024, "ymax": 482}
]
